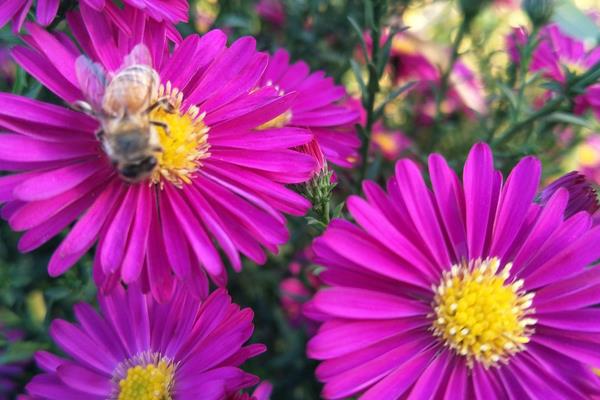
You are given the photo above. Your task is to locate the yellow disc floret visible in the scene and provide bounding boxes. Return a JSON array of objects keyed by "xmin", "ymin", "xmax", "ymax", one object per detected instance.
[
  {"xmin": 150, "ymin": 81, "xmax": 210, "ymax": 187},
  {"xmin": 431, "ymin": 258, "xmax": 536, "ymax": 368},
  {"xmin": 117, "ymin": 359, "xmax": 175, "ymax": 400}
]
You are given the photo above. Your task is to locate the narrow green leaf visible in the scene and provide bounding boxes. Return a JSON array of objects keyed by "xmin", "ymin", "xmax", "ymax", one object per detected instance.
[
  {"xmin": 11, "ymin": 67, "xmax": 26, "ymax": 95},
  {"xmin": 350, "ymin": 59, "xmax": 367, "ymax": 96},
  {"xmin": 376, "ymin": 31, "xmax": 394, "ymax": 77},
  {"xmin": 546, "ymin": 112, "xmax": 592, "ymax": 128},
  {"xmin": 348, "ymin": 16, "xmax": 369, "ymax": 61}
]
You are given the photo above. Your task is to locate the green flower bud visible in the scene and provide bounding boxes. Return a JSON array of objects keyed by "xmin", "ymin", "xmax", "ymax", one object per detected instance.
[{"xmin": 523, "ymin": 0, "xmax": 555, "ymax": 27}]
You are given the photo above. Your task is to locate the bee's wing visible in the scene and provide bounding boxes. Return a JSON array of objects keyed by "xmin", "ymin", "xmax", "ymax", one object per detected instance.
[
  {"xmin": 121, "ymin": 44, "xmax": 153, "ymax": 70},
  {"xmin": 75, "ymin": 55, "xmax": 107, "ymax": 112}
]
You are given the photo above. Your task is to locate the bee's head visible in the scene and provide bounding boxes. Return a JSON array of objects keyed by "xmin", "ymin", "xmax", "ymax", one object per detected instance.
[
  {"xmin": 112, "ymin": 130, "xmax": 150, "ymax": 156},
  {"xmin": 118, "ymin": 156, "xmax": 158, "ymax": 182}
]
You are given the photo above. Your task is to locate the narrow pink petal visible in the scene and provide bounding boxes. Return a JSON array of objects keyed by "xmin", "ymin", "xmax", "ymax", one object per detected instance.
[
  {"xmin": 56, "ymin": 364, "xmax": 111, "ymax": 395},
  {"xmin": 490, "ymin": 156, "xmax": 541, "ymax": 258},
  {"xmin": 312, "ymin": 287, "xmax": 428, "ymax": 319},
  {"xmin": 35, "ymin": 0, "xmax": 60, "ymax": 25},
  {"xmin": 13, "ymin": 160, "xmax": 102, "ymax": 201},
  {"xmin": 121, "ymin": 186, "xmax": 153, "ymax": 284},
  {"xmin": 99, "ymin": 186, "xmax": 137, "ymax": 273},
  {"xmin": 429, "ymin": 154, "xmax": 467, "ymax": 260},
  {"xmin": 463, "ymin": 142, "xmax": 495, "ymax": 259},
  {"xmin": 360, "ymin": 346, "xmax": 437, "ymax": 400},
  {"xmin": 48, "ymin": 180, "xmax": 123, "ymax": 276}
]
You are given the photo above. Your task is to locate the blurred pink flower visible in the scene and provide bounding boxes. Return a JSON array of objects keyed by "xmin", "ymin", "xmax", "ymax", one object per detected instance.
[
  {"xmin": 508, "ymin": 24, "xmax": 600, "ymax": 118},
  {"xmin": 256, "ymin": 0, "xmax": 285, "ymax": 27},
  {"xmin": 279, "ymin": 256, "xmax": 322, "ymax": 332},
  {"xmin": 0, "ymin": 0, "xmax": 188, "ymax": 32},
  {"xmin": 373, "ymin": 32, "xmax": 488, "ymax": 123}
]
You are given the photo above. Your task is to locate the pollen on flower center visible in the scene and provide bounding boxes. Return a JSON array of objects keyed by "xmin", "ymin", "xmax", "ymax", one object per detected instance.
[
  {"xmin": 113, "ymin": 352, "xmax": 176, "ymax": 400},
  {"xmin": 149, "ymin": 82, "xmax": 210, "ymax": 187},
  {"xmin": 430, "ymin": 257, "xmax": 536, "ymax": 368}
]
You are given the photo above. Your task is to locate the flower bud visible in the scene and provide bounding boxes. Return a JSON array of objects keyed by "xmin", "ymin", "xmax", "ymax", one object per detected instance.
[{"xmin": 523, "ymin": 0, "xmax": 555, "ymax": 27}]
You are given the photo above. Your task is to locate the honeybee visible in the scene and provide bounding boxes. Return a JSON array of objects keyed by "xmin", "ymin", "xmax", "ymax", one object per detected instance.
[{"xmin": 74, "ymin": 44, "xmax": 173, "ymax": 182}]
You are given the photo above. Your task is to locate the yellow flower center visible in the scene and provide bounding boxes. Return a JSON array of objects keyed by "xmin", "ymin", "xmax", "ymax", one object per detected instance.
[
  {"xmin": 256, "ymin": 109, "xmax": 293, "ymax": 130},
  {"xmin": 431, "ymin": 258, "xmax": 536, "ymax": 368},
  {"xmin": 577, "ymin": 144, "xmax": 600, "ymax": 167},
  {"xmin": 566, "ymin": 61, "xmax": 586, "ymax": 76},
  {"xmin": 116, "ymin": 358, "xmax": 175, "ymax": 400},
  {"xmin": 149, "ymin": 82, "xmax": 210, "ymax": 187}
]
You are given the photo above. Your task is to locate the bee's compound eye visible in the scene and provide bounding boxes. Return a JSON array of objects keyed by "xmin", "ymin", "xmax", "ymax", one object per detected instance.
[{"xmin": 141, "ymin": 156, "xmax": 158, "ymax": 171}]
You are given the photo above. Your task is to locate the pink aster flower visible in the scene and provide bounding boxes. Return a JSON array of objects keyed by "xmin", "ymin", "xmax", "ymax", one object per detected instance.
[
  {"xmin": 307, "ymin": 142, "xmax": 600, "ymax": 399},
  {"xmin": 0, "ymin": 5, "xmax": 315, "ymax": 301},
  {"xmin": 510, "ymin": 24, "xmax": 600, "ymax": 118},
  {"xmin": 280, "ymin": 259, "xmax": 322, "ymax": 331},
  {"xmin": 381, "ymin": 33, "xmax": 487, "ymax": 123},
  {"xmin": 258, "ymin": 49, "xmax": 360, "ymax": 168},
  {"xmin": 0, "ymin": 0, "xmax": 188, "ymax": 31},
  {"xmin": 256, "ymin": 0, "xmax": 285, "ymax": 27},
  {"xmin": 371, "ymin": 124, "xmax": 411, "ymax": 161},
  {"xmin": 25, "ymin": 285, "xmax": 264, "ymax": 399}
]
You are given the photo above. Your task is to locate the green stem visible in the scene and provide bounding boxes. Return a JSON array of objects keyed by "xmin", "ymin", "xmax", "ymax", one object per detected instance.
[
  {"xmin": 512, "ymin": 26, "xmax": 540, "ymax": 125},
  {"xmin": 493, "ymin": 96, "xmax": 565, "ymax": 146},
  {"xmin": 356, "ymin": 1, "xmax": 387, "ymax": 192},
  {"xmin": 429, "ymin": 16, "xmax": 470, "ymax": 150}
]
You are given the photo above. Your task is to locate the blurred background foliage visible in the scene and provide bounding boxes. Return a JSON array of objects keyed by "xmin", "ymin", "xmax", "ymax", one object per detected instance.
[{"xmin": 1, "ymin": 0, "xmax": 600, "ymax": 399}]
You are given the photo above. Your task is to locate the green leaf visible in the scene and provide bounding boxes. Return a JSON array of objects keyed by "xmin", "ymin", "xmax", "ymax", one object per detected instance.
[
  {"xmin": 11, "ymin": 67, "xmax": 26, "ymax": 95},
  {"xmin": 0, "ymin": 341, "xmax": 45, "ymax": 364},
  {"xmin": 377, "ymin": 31, "xmax": 394, "ymax": 77},
  {"xmin": 375, "ymin": 81, "xmax": 416, "ymax": 118},
  {"xmin": 350, "ymin": 60, "xmax": 367, "ymax": 96},
  {"xmin": 497, "ymin": 83, "xmax": 518, "ymax": 112},
  {"xmin": 348, "ymin": 16, "xmax": 369, "ymax": 61},
  {"xmin": 332, "ymin": 201, "xmax": 346, "ymax": 218},
  {"xmin": 546, "ymin": 112, "xmax": 593, "ymax": 128}
]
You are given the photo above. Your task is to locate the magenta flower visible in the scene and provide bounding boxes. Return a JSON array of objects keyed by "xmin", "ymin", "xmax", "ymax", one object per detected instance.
[
  {"xmin": 259, "ymin": 49, "xmax": 360, "ymax": 168},
  {"xmin": 540, "ymin": 171, "xmax": 599, "ymax": 219},
  {"xmin": 25, "ymin": 285, "xmax": 264, "ymax": 399},
  {"xmin": 0, "ymin": 0, "xmax": 188, "ymax": 31},
  {"xmin": 256, "ymin": 0, "xmax": 285, "ymax": 27},
  {"xmin": 307, "ymin": 142, "xmax": 600, "ymax": 399},
  {"xmin": 0, "ymin": 6, "xmax": 315, "ymax": 301},
  {"xmin": 382, "ymin": 33, "xmax": 487, "ymax": 122},
  {"xmin": 510, "ymin": 24, "xmax": 600, "ymax": 118}
]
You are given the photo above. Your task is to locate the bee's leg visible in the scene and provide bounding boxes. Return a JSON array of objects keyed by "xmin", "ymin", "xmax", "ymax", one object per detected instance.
[
  {"xmin": 145, "ymin": 97, "xmax": 175, "ymax": 114},
  {"xmin": 95, "ymin": 129, "xmax": 105, "ymax": 140},
  {"xmin": 71, "ymin": 100, "xmax": 96, "ymax": 116},
  {"xmin": 150, "ymin": 120, "xmax": 170, "ymax": 136}
]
